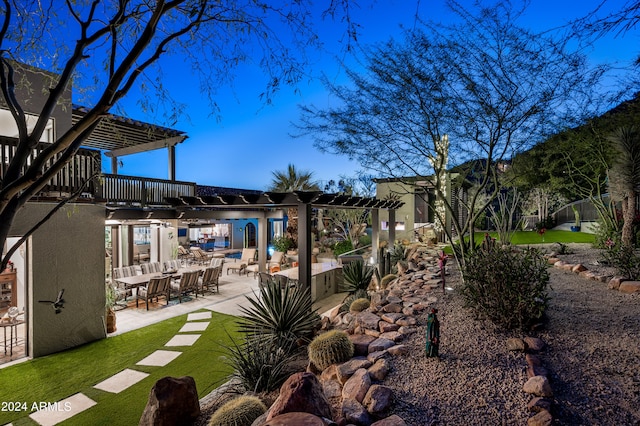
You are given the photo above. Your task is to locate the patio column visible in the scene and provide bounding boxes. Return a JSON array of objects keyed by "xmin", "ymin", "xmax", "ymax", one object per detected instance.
[
  {"xmin": 168, "ymin": 145, "xmax": 176, "ymax": 181},
  {"xmin": 371, "ymin": 208, "xmax": 379, "ymax": 262},
  {"xmin": 111, "ymin": 156, "xmax": 118, "ymax": 175},
  {"xmin": 297, "ymin": 202, "xmax": 312, "ymax": 291},
  {"xmin": 257, "ymin": 213, "xmax": 268, "ymax": 273},
  {"xmin": 388, "ymin": 209, "xmax": 396, "ymax": 245}
]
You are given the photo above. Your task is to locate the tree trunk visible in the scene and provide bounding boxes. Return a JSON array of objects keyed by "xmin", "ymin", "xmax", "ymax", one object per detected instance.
[{"xmin": 621, "ymin": 192, "xmax": 636, "ymax": 248}]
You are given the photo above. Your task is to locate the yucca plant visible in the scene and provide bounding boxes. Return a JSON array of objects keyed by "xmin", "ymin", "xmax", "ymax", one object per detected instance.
[
  {"xmin": 223, "ymin": 335, "xmax": 298, "ymax": 393},
  {"xmin": 238, "ymin": 280, "xmax": 319, "ymax": 346},
  {"xmin": 340, "ymin": 259, "xmax": 374, "ymax": 294}
]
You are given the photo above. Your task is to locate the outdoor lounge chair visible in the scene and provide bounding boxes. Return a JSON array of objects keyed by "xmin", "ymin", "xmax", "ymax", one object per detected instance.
[
  {"xmin": 226, "ymin": 248, "xmax": 256, "ymax": 275},
  {"xmin": 163, "ymin": 259, "xmax": 181, "ymax": 272},
  {"xmin": 268, "ymin": 251, "xmax": 285, "ymax": 270},
  {"xmin": 136, "ymin": 276, "xmax": 171, "ymax": 310},
  {"xmin": 190, "ymin": 247, "xmax": 212, "ymax": 265}
]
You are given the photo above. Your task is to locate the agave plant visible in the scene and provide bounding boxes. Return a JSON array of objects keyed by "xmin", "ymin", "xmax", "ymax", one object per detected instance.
[
  {"xmin": 340, "ymin": 259, "xmax": 374, "ymax": 294},
  {"xmin": 238, "ymin": 280, "xmax": 319, "ymax": 346},
  {"xmin": 223, "ymin": 335, "xmax": 298, "ymax": 393}
]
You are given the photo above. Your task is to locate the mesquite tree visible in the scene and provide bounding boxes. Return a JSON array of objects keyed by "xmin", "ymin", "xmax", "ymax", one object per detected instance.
[
  {"xmin": 0, "ymin": 0, "xmax": 354, "ymax": 269},
  {"xmin": 297, "ymin": 0, "xmax": 604, "ymax": 267}
]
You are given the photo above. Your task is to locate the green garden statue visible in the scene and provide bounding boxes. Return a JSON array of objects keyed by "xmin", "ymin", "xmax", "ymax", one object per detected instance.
[{"xmin": 425, "ymin": 308, "xmax": 440, "ymax": 357}]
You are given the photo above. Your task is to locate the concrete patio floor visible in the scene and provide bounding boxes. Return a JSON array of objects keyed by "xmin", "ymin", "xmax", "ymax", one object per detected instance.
[{"xmin": 112, "ymin": 261, "xmax": 346, "ymax": 336}]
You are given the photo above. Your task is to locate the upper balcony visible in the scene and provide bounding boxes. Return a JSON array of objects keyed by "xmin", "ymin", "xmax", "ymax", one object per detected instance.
[{"xmin": 1, "ymin": 106, "xmax": 197, "ymax": 207}]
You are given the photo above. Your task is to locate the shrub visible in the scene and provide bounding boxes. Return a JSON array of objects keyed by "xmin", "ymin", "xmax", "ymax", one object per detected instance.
[
  {"xmin": 459, "ymin": 247, "xmax": 550, "ymax": 330},
  {"xmin": 272, "ymin": 235, "xmax": 294, "ymax": 253},
  {"xmin": 603, "ymin": 239, "xmax": 640, "ymax": 280},
  {"xmin": 349, "ymin": 297, "xmax": 370, "ymax": 313},
  {"xmin": 308, "ymin": 330, "xmax": 354, "ymax": 371},
  {"xmin": 358, "ymin": 234, "xmax": 372, "ymax": 247},
  {"xmin": 340, "ymin": 259, "xmax": 374, "ymax": 294},
  {"xmin": 208, "ymin": 395, "xmax": 267, "ymax": 426},
  {"xmin": 379, "ymin": 273, "xmax": 397, "ymax": 289},
  {"xmin": 333, "ymin": 239, "xmax": 353, "ymax": 256},
  {"xmin": 238, "ymin": 281, "xmax": 319, "ymax": 346},
  {"xmin": 223, "ymin": 335, "xmax": 297, "ymax": 393}
]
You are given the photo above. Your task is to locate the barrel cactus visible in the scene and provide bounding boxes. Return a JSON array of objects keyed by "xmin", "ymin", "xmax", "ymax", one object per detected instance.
[
  {"xmin": 208, "ymin": 395, "xmax": 267, "ymax": 426},
  {"xmin": 349, "ymin": 297, "xmax": 370, "ymax": 313},
  {"xmin": 308, "ymin": 330, "xmax": 354, "ymax": 371},
  {"xmin": 379, "ymin": 273, "xmax": 398, "ymax": 289}
]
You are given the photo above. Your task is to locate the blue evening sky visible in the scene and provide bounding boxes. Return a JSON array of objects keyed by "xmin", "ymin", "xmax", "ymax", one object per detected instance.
[{"xmin": 110, "ymin": 0, "xmax": 639, "ymax": 191}]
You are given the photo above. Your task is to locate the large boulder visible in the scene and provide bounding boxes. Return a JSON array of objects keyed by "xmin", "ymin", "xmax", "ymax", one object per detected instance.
[
  {"xmin": 267, "ymin": 372, "xmax": 332, "ymax": 421},
  {"xmin": 139, "ymin": 376, "xmax": 200, "ymax": 426}
]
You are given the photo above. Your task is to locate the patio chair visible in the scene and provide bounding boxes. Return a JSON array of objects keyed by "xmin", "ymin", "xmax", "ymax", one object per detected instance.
[
  {"xmin": 199, "ymin": 267, "xmax": 220, "ymax": 294},
  {"xmin": 133, "ymin": 245, "xmax": 150, "ymax": 264},
  {"xmin": 268, "ymin": 251, "xmax": 285, "ymax": 269},
  {"xmin": 140, "ymin": 262, "xmax": 161, "ymax": 275},
  {"xmin": 209, "ymin": 257, "xmax": 225, "ymax": 268},
  {"xmin": 226, "ymin": 248, "xmax": 256, "ymax": 275},
  {"xmin": 190, "ymin": 247, "xmax": 212, "ymax": 265},
  {"xmin": 163, "ymin": 259, "xmax": 181, "ymax": 272},
  {"xmin": 136, "ymin": 276, "xmax": 171, "ymax": 310},
  {"xmin": 258, "ymin": 272, "xmax": 272, "ymax": 290},
  {"xmin": 170, "ymin": 271, "xmax": 200, "ymax": 303}
]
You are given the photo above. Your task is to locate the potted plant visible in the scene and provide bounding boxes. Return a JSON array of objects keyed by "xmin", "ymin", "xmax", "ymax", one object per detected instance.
[
  {"xmin": 105, "ymin": 283, "xmax": 118, "ymax": 333},
  {"xmin": 571, "ymin": 205, "xmax": 581, "ymax": 232}
]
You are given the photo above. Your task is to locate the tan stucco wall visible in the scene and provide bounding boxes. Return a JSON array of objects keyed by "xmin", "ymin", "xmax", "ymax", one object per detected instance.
[
  {"xmin": 376, "ymin": 181, "xmax": 416, "ymax": 241},
  {"xmin": 10, "ymin": 203, "xmax": 106, "ymax": 357}
]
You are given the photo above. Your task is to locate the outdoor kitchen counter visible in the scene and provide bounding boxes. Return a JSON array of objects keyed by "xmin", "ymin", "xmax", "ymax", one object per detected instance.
[{"xmin": 275, "ymin": 262, "xmax": 343, "ymax": 301}]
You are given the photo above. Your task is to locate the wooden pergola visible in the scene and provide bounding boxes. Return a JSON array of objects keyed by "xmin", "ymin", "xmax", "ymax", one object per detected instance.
[{"xmin": 107, "ymin": 190, "xmax": 404, "ymax": 288}]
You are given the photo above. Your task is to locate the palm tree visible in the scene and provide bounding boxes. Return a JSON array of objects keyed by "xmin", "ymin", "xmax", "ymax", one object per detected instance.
[
  {"xmin": 268, "ymin": 164, "xmax": 319, "ymax": 247},
  {"xmin": 608, "ymin": 126, "xmax": 640, "ymax": 248}
]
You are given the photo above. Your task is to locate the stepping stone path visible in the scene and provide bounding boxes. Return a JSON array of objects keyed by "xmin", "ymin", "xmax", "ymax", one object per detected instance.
[{"xmin": 25, "ymin": 310, "xmax": 213, "ymax": 425}]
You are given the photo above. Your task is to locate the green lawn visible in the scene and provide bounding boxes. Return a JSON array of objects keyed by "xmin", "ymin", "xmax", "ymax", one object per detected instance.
[
  {"xmin": 0, "ymin": 310, "xmax": 240, "ymax": 425},
  {"xmin": 443, "ymin": 230, "xmax": 596, "ymax": 254}
]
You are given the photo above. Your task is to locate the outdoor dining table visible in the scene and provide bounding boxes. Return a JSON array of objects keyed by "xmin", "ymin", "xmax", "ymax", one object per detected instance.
[{"xmin": 114, "ymin": 266, "xmax": 205, "ymax": 302}]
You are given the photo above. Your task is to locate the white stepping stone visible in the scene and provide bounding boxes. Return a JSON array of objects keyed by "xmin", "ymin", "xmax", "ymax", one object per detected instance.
[
  {"xmin": 29, "ymin": 393, "xmax": 97, "ymax": 426},
  {"xmin": 187, "ymin": 311, "xmax": 211, "ymax": 321},
  {"xmin": 179, "ymin": 321, "xmax": 209, "ymax": 332},
  {"xmin": 136, "ymin": 350, "xmax": 182, "ymax": 367},
  {"xmin": 93, "ymin": 368, "xmax": 149, "ymax": 394},
  {"xmin": 165, "ymin": 334, "xmax": 201, "ymax": 347}
]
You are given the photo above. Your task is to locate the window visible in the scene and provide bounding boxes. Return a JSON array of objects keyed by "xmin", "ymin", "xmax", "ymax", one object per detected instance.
[{"xmin": 0, "ymin": 109, "xmax": 55, "ymax": 142}]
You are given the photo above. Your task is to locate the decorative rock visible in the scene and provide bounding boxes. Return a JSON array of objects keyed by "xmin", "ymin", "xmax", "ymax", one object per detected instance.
[
  {"xmin": 320, "ymin": 364, "xmax": 338, "ymax": 381},
  {"xmin": 322, "ymin": 379, "xmax": 343, "ymax": 399},
  {"xmin": 401, "ymin": 307, "xmax": 416, "ymax": 316},
  {"xmin": 547, "ymin": 257, "xmax": 560, "ymax": 265},
  {"xmin": 139, "ymin": 376, "xmax": 200, "ymax": 426},
  {"xmin": 368, "ymin": 357, "xmax": 391, "ymax": 381},
  {"xmin": 382, "ymin": 303, "xmax": 403, "ymax": 313},
  {"xmin": 349, "ymin": 334, "xmax": 377, "ymax": 356},
  {"xmin": 369, "ymin": 337, "xmax": 396, "ymax": 353},
  {"xmin": 506, "ymin": 338, "xmax": 526, "ymax": 352},
  {"xmin": 579, "ymin": 270, "xmax": 596, "ymax": 280},
  {"xmin": 398, "ymin": 326, "xmax": 416, "ymax": 336},
  {"xmin": 524, "ymin": 337, "xmax": 546, "ymax": 352},
  {"xmin": 527, "ymin": 409, "xmax": 553, "ymax": 426},
  {"xmin": 371, "ymin": 414, "xmax": 408, "ymax": 425},
  {"xmin": 523, "ymin": 376, "xmax": 553, "ymax": 397},
  {"xmin": 525, "ymin": 354, "xmax": 542, "ymax": 367},
  {"xmin": 342, "ymin": 398, "xmax": 371, "ymax": 425},
  {"xmin": 363, "ymin": 384, "xmax": 393, "ymax": 415},
  {"xmin": 379, "ymin": 321, "xmax": 400, "ymax": 333},
  {"xmin": 385, "ymin": 296, "xmax": 403, "ymax": 304},
  {"xmin": 619, "ymin": 281, "xmax": 640, "ymax": 293},
  {"xmin": 337, "ymin": 357, "xmax": 372, "ymax": 384},
  {"xmin": 357, "ymin": 312, "xmax": 382, "ymax": 330},
  {"xmin": 608, "ymin": 276, "xmax": 625, "ymax": 290},
  {"xmin": 380, "ymin": 313, "xmax": 404, "ymax": 324},
  {"xmin": 526, "ymin": 365, "xmax": 549, "ymax": 379},
  {"xmin": 267, "ymin": 372, "xmax": 332, "ymax": 420},
  {"xmin": 263, "ymin": 412, "xmax": 326, "ymax": 425},
  {"xmin": 387, "ymin": 345, "xmax": 409, "ymax": 356},
  {"xmin": 527, "ymin": 397, "xmax": 552, "ymax": 413},
  {"xmin": 342, "ymin": 368, "xmax": 371, "ymax": 403},
  {"xmin": 572, "ymin": 264, "xmax": 587, "ymax": 273},
  {"xmin": 364, "ymin": 328, "xmax": 381, "ymax": 338},
  {"xmin": 597, "ymin": 275, "xmax": 610, "ymax": 283},
  {"xmin": 380, "ymin": 331, "xmax": 403, "ymax": 342},
  {"xmin": 367, "ymin": 351, "xmax": 388, "ymax": 363},
  {"xmin": 396, "ymin": 317, "xmax": 417, "ymax": 327}
]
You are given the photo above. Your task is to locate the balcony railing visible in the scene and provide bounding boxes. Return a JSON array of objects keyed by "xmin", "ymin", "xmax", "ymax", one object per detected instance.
[
  {"xmin": 98, "ymin": 174, "xmax": 196, "ymax": 206},
  {"xmin": 1, "ymin": 138, "xmax": 196, "ymax": 206}
]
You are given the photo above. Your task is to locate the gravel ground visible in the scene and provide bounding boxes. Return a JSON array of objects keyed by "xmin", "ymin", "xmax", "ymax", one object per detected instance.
[
  {"xmin": 198, "ymin": 244, "xmax": 640, "ymax": 426},
  {"xmin": 386, "ymin": 243, "xmax": 640, "ymax": 426}
]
